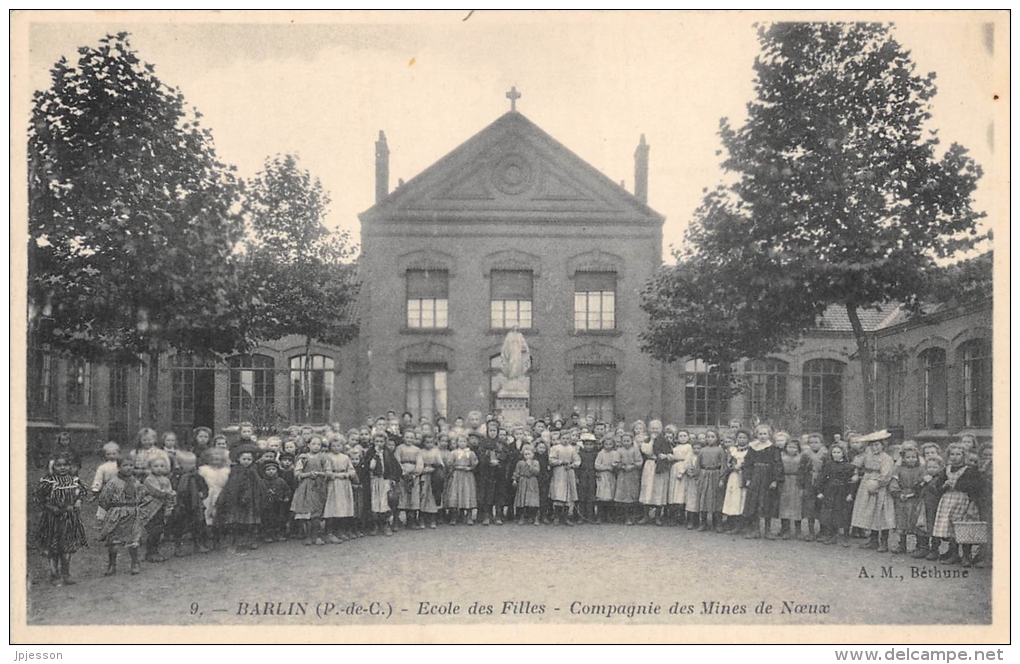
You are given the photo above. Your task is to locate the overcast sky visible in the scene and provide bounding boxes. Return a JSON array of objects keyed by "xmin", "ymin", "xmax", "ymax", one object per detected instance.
[{"xmin": 25, "ymin": 12, "xmax": 1001, "ymax": 259}]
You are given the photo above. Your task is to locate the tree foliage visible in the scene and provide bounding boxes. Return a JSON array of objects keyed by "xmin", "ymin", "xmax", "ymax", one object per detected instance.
[
  {"xmin": 241, "ymin": 154, "xmax": 359, "ymax": 348},
  {"xmin": 28, "ymin": 33, "xmax": 247, "ymax": 363},
  {"xmin": 641, "ymin": 23, "xmax": 986, "ymax": 429}
]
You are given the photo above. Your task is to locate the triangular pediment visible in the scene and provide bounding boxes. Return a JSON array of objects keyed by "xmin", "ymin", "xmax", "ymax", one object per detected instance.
[{"xmin": 360, "ymin": 112, "xmax": 664, "ymax": 225}]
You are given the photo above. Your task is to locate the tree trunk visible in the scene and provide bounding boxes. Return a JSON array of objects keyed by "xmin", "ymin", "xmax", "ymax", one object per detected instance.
[
  {"xmin": 303, "ymin": 335, "xmax": 312, "ymax": 424},
  {"xmin": 845, "ymin": 304, "xmax": 876, "ymax": 432},
  {"xmin": 147, "ymin": 347, "xmax": 160, "ymax": 427}
]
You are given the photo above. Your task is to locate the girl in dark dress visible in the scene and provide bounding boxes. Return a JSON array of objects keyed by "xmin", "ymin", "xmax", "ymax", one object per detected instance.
[
  {"xmin": 35, "ymin": 452, "xmax": 89, "ymax": 585},
  {"xmin": 216, "ymin": 445, "xmax": 269, "ymax": 551},
  {"xmin": 814, "ymin": 445, "xmax": 857, "ymax": 546},
  {"xmin": 576, "ymin": 433, "xmax": 599, "ymax": 524},
  {"xmin": 535, "ymin": 439, "xmax": 553, "ymax": 524},
  {"xmin": 742, "ymin": 425, "xmax": 784, "ymax": 539}
]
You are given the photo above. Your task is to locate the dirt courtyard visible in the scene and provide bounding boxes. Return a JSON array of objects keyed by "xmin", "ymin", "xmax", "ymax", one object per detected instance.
[{"xmin": 25, "ymin": 460, "xmax": 991, "ymax": 627}]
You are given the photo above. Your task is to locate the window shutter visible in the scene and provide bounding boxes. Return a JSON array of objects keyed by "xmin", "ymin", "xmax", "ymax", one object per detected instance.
[
  {"xmin": 406, "ymin": 270, "xmax": 449, "ymax": 298},
  {"xmin": 574, "ymin": 271, "xmax": 616, "ymax": 292},
  {"xmin": 490, "ymin": 270, "xmax": 534, "ymax": 300},
  {"xmin": 573, "ymin": 364, "xmax": 616, "ymax": 396}
]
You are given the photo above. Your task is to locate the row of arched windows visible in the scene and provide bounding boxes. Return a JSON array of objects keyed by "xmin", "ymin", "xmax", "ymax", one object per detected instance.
[{"xmin": 684, "ymin": 338, "xmax": 993, "ymax": 436}]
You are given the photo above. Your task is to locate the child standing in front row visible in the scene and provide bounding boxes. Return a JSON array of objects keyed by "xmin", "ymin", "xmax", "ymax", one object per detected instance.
[
  {"xmin": 199, "ymin": 447, "xmax": 231, "ymax": 549},
  {"xmin": 323, "ymin": 436, "xmax": 357, "ymax": 542},
  {"xmin": 696, "ymin": 430, "xmax": 727, "ymax": 532},
  {"xmin": 138, "ymin": 452, "xmax": 176, "ymax": 563},
  {"xmin": 929, "ymin": 444, "xmax": 983, "ymax": 566},
  {"xmin": 721, "ymin": 430, "xmax": 750, "ymax": 533},
  {"xmin": 743, "ymin": 425, "xmax": 783, "ymax": 539},
  {"xmin": 96, "ymin": 457, "xmax": 143, "ymax": 575},
  {"xmin": 260, "ymin": 459, "xmax": 292, "ymax": 542},
  {"xmin": 614, "ymin": 432, "xmax": 643, "ymax": 525},
  {"xmin": 684, "ymin": 439, "xmax": 702, "ymax": 530},
  {"xmin": 550, "ymin": 433, "xmax": 581, "ymax": 526},
  {"xmin": 290, "ymin": 436, "xmax": 329, "ymax": 545},
  {"xmin": 777, "ymin": 434, "xmax": 810, "ymax": 540},
  {"xmin": 814, "ymin": 445, "xmax": 856, "ymax": 546},
  {"xmin": 594, "ymin": 437, "xmax": 618, "ymax": 524},
  {"xmin": 911, "ymin": 456, "xmax": 944, "ymax": 559},
  {"xmin": 35, "ymin": 452, "xmax": 89, "ymax": 585},
  {"xmin": 167, "ymin": 451, "xmax": 209, "ymax": 556},
  {"xmin": 367, "ymin": 431, "xmax": 402, "ymax": 536},
  {"xmin": 889, "ymin": 442, "xmax": 925, "ymax": 555},
  {"xmin": 513, "ymin": 445, "xmax": 542, "ymax": 526},
  {"xmin": 447, "ymin": 435, "xmax": 478, "ymax": 525}
]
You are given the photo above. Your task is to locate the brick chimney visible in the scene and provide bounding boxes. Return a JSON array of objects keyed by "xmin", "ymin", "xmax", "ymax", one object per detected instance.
[
  {"xmin": 634, "ymin": 134, "xmax": 649, "ymax": 204},
  {"xmin": 375, "ymin": 130, "xmax": 389, "ymax": 203}
]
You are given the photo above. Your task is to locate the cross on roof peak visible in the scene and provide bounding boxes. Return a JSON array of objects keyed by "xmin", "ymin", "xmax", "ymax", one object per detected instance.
[{"xmin": 506, "ymin": 86, "xmax": 521, "ymax": 112}]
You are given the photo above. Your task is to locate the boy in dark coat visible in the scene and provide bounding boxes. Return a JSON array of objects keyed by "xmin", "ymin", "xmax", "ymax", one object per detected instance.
[{"xmin": 259, "ymin": 459, "xmax": 292, "ymax": 542}]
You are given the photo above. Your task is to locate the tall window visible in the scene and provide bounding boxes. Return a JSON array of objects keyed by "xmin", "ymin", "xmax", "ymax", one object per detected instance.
[
  {"xmin": 919, "ymin": 348, "xmax": 948, "ymax": 429},
  {"xmin": 66, "ymin": 358, "xmax": 92, "ymax": 407},
  {"xmin": 490, "ymin": 353, "xmax": 531, "ymax": 412},
  {"xmin": 877, "ymin": 358, "xmax": 905, "ymax": 427},
  {"xmin": 406, "ymin": 362, "xmax": 448, "ymax": 423},
  {"xmin": 171, "ymin": 354, "xmax": 215, "ymax": 428},
  {"xmin": 109, "ymin": 364, "xmax": 129, "ymax": 409},
  {"xmin": 961, "ymin": 339, "xmax": 992, "ymax": 427},
  {"xmin": 27, "ymin": 346, "xmax": 57, "ymax": 419},
  {"xmin": 685, "ymin": 359, "xmax": 730, "ymax": 426},
  {"xmin": 406, "ymin": 269, "xmax": 449, "ymax": 329},
  {"xmin": 743, "ymin": 358, "xmax": 789, "ymax": 423},
  {"xmin": 802, "ymin": 359, "xmax": 844, "ymax": 438},
  {"xmin": 290, "ymin": 355, "xmax": 334, "ymax": 424},
  {"xmin": 229, "ymin": 354, "xmax": 276, "ymax": 424},
  {"xmin": 573, "ymin": 364, "xmax": 615, "ymax": 424},
  {"xmin": 574, "ymin": 271, "xmax": 616, "ymax": 331},
  {"xmin": 490, "ymin": 270, "xmax": 533, "ymax": 329}
]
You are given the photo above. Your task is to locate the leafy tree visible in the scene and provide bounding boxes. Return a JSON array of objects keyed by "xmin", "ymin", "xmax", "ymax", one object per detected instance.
[
  {"xmin": 641, "ymin": 23, "xmax": 986, "ymax": 430},
  {"xmin": 28, "ymin": 33, "xmax": 247, "ymax": 424},
  {"xmin": 241, "ymin": 154, "xmax": 359, "ymax": 423}
]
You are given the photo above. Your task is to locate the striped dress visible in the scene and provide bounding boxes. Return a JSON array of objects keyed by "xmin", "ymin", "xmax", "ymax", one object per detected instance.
[{"xmin": 35, "ymin": 474, "xmax": 89, "ymax": 554}]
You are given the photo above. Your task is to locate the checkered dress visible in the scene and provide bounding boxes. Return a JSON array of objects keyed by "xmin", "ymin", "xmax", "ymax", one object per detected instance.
[{"xmin": 932, "ymin": 466, "xmax": 979, "ymax": 539}]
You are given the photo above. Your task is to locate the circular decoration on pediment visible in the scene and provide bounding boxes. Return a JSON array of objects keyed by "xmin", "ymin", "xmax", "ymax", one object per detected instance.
[{"xmin": 491, "ymin": 153, "xmax": 534, "ymax": 195}]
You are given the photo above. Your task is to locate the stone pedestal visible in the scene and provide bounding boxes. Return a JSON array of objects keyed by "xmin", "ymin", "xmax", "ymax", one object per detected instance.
[{"xmin": 496, "ymin": 379, "xmax": 530, "ymax": 428}]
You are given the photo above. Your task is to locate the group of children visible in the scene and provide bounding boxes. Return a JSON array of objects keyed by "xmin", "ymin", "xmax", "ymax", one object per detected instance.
[{"xmin": 32, "ymin": 411, "xmax": 993, "ymax": 586}]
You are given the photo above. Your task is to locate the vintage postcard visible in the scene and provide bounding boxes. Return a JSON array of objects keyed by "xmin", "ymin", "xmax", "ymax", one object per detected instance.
[{"xmin": 10, "ymin": 10, "xmax": 1009, "ymax": 645}]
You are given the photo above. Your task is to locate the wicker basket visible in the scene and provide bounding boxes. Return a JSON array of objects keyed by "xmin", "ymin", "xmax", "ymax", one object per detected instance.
[{"xmin": 954, "ymin": 521, "xmax": 989, "ymax": 545}]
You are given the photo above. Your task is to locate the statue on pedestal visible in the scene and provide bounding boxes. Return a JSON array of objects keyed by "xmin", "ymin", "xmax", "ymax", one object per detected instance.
[
  {"xmin": 497, "ymin": 327, "xmax": 530, "ymax": 426},
  {"xmin": 500, "ymin": 325, "xmax": 530, "ymax": 384}
]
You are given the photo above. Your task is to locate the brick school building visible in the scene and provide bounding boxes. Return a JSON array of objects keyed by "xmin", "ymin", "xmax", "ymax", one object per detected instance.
[{"xmin": 25, "ymin": 105, "xmax": 993, "ymax": 455}]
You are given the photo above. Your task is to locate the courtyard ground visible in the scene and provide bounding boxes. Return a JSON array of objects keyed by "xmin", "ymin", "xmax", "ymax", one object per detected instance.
[{"xmin": 25, "ymin": 458, "xmax": 992, "ymax": 626}]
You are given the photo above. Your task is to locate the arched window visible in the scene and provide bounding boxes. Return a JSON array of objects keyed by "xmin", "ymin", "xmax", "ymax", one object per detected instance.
[
  {"xmin": 743, "ymin": 358, "xmax": 789, "ymax": 423},
  {"xmin": 489, "ymin": 353, "xmax": 531, "ymax": 412},
  {"xmin": 684, "ymin": 359, "xmax": 730, "ymax": 426},
  {"xmin": 171, "ymin": 353, "xmax": 215, "ymax": 428},
  {"xmin": 801, "ymin": 359, "xmax": 844, "ymax": 439},
  {"xmin": 573, "ymin": 363, "xmax": 615, "ymax": 425},
  {"xmin": 27, "ymin": 341, "xmax": 57, "ymax": 420},
  {"xmin": 229, "ymin": 354, "xmax": 276, "ymax": 424},
  {"xmin": 66, "ymin": 357, "xmax": 92, "ymax": 407},
  {"xmin": 919, "ymin": 348, "xmax": 947, "ymax": 429},
  {"xmin": 290, "ymin": 355, "xmax": 334, "ymax": 424},
  {"xmin": 406, "ymin": 362, "xmax": 447, "ymax": 423},
  {"xmin": 877, "ymin": 358, "xmax": 906, "ymax": 427},
  {"xmin": 960, "ymin": 339, "xmax": 992, "ymax": 428}
]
